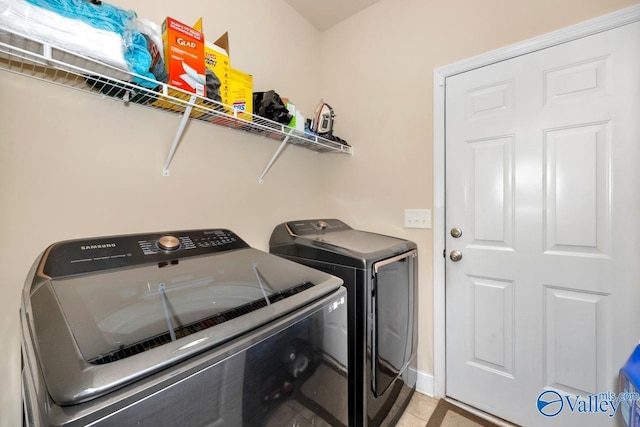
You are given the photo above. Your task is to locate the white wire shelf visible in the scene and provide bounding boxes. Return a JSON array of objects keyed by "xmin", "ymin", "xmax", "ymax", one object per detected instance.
[{"xmin": 0, "ymin": 29, "xmax": 352, "ymax": 180}]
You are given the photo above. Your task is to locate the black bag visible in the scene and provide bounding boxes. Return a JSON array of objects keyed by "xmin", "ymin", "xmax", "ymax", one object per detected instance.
[{"xmin": 253, "ymin": 90, "xmax": 292, "ymax": 124}]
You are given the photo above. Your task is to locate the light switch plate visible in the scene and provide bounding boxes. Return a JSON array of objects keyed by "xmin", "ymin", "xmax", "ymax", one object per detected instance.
[{"xmin": 404, "ymin": 209, "xmax": 431, "ymax": 229}]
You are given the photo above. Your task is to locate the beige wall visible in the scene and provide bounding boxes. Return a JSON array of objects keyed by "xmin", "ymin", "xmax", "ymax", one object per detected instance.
[
  {"xmin": 1, "ymin": 0, "xmax": 638, "ymax": 425},
  {"xmin": 0, "ymin": 1, "xmax": 328, "ymax": 425},
  {"xmin": 317, "ymin": 0, "xmax": 639, "ymax": 395}
]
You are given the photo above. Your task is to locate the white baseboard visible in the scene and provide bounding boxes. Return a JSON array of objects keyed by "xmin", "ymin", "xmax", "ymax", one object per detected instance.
[{"xmin": 415, "ymin": 370, "xmax": 434, "ymax": 397}]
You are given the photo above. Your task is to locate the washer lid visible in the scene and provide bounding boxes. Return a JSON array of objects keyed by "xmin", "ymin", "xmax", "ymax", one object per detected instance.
[
  {"xmin": 52, "ymin": 248, "xmax": 327, "ymax": 363},
  {"xmin": 28, "ymin": 247, "xmax": 342, "ymax": 405}
]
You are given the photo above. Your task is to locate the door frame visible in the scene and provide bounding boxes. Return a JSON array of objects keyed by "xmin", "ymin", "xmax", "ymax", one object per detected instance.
[{"xmin": 432, "ymin": 4, "xmax": 640, "ymax": 399}]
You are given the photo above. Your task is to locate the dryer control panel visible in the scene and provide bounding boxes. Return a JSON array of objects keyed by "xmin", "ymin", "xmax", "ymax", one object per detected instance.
[
  {"xmin": 286, "ymin": 219, "xmax": 352, "ymax": 236},
  {"xmin": 40, "ymin": 229, "xmax": 249, "ymax": 279}
]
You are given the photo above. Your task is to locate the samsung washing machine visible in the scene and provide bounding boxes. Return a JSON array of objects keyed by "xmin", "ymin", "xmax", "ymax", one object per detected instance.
[
  {"xmin": 21, "ymin": 228, "xmax": 349, "ymax": 427},
  {"xmin": 270, "ymin": 219, "xmax": 418, "ymax": 427}
]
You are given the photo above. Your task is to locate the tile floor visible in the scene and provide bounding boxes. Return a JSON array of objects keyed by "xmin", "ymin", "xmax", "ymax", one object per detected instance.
[
  {"xmin": 264, "ymin": 386, "xmax": 497, "ymax": 426},
  {"xmin": 396, "ymin": 392, "xmax": 487, "ymax": 427}
]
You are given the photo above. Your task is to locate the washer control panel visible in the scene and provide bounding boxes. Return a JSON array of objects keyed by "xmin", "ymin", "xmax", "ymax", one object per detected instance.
[{"xmin": 41, "ymin": 229, "xmax": 249, "ymax": 279}]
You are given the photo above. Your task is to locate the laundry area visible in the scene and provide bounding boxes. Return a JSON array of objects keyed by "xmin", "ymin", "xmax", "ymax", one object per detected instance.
[{"xmin": 1, "ymin": 0, "xmax": 639, "ymax": 426}]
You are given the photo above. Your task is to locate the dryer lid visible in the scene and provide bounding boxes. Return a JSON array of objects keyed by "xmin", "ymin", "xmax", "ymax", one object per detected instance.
[
  {"xmin": 306, "ymin": 229, "xmax": 409, "ymax": 256},
  {"xmin": 271, "ymin": 219, "xmax": 416, "ymax": 265}
]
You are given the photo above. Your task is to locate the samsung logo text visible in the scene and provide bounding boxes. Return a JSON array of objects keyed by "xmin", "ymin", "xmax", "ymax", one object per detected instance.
[{"xmin": 81, "ymin": 243, "xmax": 116, "ymax": 250}]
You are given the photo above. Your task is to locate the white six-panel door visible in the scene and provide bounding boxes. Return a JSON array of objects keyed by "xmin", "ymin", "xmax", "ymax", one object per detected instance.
[{"xmin": 445, "ymin": 21, "xmax": 640, "ymax": 427}]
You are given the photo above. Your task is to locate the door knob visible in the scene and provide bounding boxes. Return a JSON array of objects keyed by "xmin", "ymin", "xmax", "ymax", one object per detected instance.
[
  {"xmin": 450, "ymin": 227, "xmax": 463, "ymax": 238},
  {"xmin": 449, "ymin": 250, "xmax": 463, "ymax": 262}
]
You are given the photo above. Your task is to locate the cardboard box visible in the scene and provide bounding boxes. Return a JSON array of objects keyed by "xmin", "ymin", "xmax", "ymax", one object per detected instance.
[
  {"xmin": 282, "ymin": 100, "xmax": 304, "ymax": 132},
  {"xmin": 193, "ymin": 19, "xmax": 232, "ymax": 124},
  {"xmin": 179, "ymin": 20, "xmax": 253, "ymax": 127},
  {"xmin": 194, "ymin": 19, "xmax": 229, "ymax": 106},
  {"xmin": 150, "ymin": 87, "xmax": 216, "ymax": 120},
  {"xmin": 227, "ymin": 67, "xmax": 253, "ymax": 122},
  {"xmin": 162, "ymin": 17, "xmax": 205, "ymax": 96},
  {"xmin": 204, "ymin": 32, "xmax": 230, "ymax": 105}
]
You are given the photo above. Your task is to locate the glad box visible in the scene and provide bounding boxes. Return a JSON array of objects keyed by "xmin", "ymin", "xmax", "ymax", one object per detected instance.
[{"xmin": 162, "ymin": 17, "xmax": 205, "ymax": 96}]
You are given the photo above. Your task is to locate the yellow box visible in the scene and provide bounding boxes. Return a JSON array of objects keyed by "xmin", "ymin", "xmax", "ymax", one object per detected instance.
[
  {"xmin": 204, "ymin": 32, "xmax": 230, "ymax": 105},
  {"xmin": 150, "ymin": 87, "xmax": 215, "ymax": 120},
  {"xmin": 227, "ymin": 67, "xmax": 253, "ymax": 122}
]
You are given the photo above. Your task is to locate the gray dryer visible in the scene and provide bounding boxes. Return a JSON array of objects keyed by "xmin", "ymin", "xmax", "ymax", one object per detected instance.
[{"xmin": 270, "ymin": 219, "xmax": 418, "ymax": 427}]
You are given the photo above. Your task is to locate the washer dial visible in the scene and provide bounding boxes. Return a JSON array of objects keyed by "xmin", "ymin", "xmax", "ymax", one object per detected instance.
[{"xmin": 158, "ymin": 235, "xmax": 180, "ymax": 251}]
